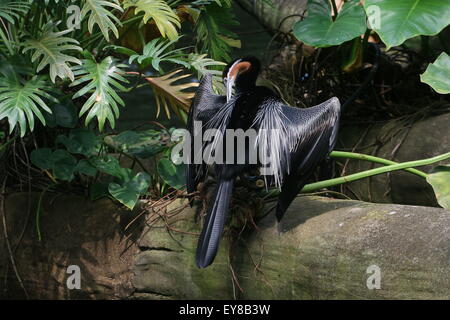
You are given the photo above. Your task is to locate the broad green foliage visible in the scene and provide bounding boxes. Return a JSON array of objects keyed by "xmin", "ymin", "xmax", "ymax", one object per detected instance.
[
  {"xmin": 108, "ymin": 172, "xmax": 151, "ymax": 209},
  {"xmin": 81, "ymin": 0, "xmax": 123, "ymax": 41},
  {"xmin": 427, "ymin": 166, "xmax": 450, "ymax": 209},
  {"xmin": 364, "ymin": 0, "xmax": 450, "ymax": 49},
  {"xmin": 90, "ymin": 155, "xmax": 151, "ymax": 209},
  {"xmin": 187, "ymin": 53, "xmax": 226, "ymax": 79},
  {"xmin": 127, "ymin": 37, "xmax": 188, "ymax": 71},
  {"xmin": 45, "ymin": 100, "xmax": 79, "ymax": 128},
  {"xmin": 104, "ymin": 129, "xmax": 169, "ymax": 158},
  {"xmin": 420, "ymin": 53, "xmax": 450, "ymax": 94},
  {"xmin": 0, "ymin": 0, "xmax": 237, "ymax": 136},
  {"xmin": 111, "ymin": 38, "xmax": 225, "ymax": 79},
  {"xmin": 293, "ymin": 0, "xmax": 450, "ymax": 95},
  {"xmin": 31, "ymin": 148, "xmax": 78, "ymax": 181},
  {"xmin": 30, "ymin": 148, "xmax": 54, "ymax": 170},
  {"xmin": 0, "ymin": 76, "xmax": 57, "ymax": 137},
  {"xmin": 56, "ymin": 128, "xmax": 101, "ymax": 156},
  {"xmin": 123, "ymin": 0, "xmax": 181, "ymax": 40},
  {"xmin": 31, "ymin": 128, "xmax": 159, "ymax": 209},
  {"xmin": 195, "ymin": 2, "xmax": 240, "ymax": 61},
  {"xmin": 293, "ymin": 0, "xmax": 366, "ymax": 48},
  {"xmin": 76, "ymin": 159, "xmax": 97, "ymax": 176},
  {"xmin": 71, "ymin": 56, "xmax": 129, "ymax": 131},
  {"xmin": 90, "ymin": 155, "xmax": 131, "ymax": 181},
  {"xmin": 187, "ymin": 53, "xmax": 226, "ymax": 90},
  {"xmin": 0, "ymin": 1, "xmax": 29, "ymax": 24},
  {"xmin": 23, "ymin": 22, "xmax": 82, "ymax": 83},
  {"xmin": 157, "ymin": 157, "xmax": 186, "ymax": 190},
  {"xmin": 0, "ymin": 0, "xmax": 241, "ymax": 208}
]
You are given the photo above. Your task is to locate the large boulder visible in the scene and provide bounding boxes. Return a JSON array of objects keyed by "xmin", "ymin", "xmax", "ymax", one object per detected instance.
[{"xmin": 337, "ymin": 113, "xmax": 450, "ymax": 207}]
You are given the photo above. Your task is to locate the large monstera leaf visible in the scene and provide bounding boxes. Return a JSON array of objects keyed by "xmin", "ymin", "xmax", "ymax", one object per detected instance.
[
  {"xmin": 364, "ymin": 0, "xmax": 450, "ymax": 49},
  {"xmin": 293, "ymin": 0, "xmax": 366, "ymax": 48},
  {"xmin": 71, "ymin": 55, "xmax": 129, "ymax": 131},
  {"xmin": 420, "ymin": 53, "xmax": 450, "ymax": 94}
]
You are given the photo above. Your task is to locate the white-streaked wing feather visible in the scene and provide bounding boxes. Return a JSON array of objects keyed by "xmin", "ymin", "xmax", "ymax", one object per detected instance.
[{"xmin": 253, "ymin": 97, "xmax": 341, "ymax": 190}]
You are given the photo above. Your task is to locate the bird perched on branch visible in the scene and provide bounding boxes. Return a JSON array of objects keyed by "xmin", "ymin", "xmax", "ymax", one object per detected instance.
[{"xmin": 187, "ymin": 56, "xmax": 340, "ymax": 268}]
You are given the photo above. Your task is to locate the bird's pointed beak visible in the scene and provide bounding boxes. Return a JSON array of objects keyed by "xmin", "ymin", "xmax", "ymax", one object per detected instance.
[{"xmin": 225, "ymin": 76, "xmax": 235, "ymax": 102}]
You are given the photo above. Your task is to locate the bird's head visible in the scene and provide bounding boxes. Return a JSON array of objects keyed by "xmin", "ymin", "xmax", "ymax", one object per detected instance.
[{"xmin": 223, "ymin": 56, "xmax": 261, "ymax": 101}]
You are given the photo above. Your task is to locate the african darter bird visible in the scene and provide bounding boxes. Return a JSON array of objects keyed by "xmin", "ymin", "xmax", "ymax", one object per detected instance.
[{"xmin": 187, "ymin": 56, "xmax": 340, "ymax": 268}]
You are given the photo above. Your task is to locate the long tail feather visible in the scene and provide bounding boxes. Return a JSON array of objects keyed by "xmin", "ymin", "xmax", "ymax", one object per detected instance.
[{"xmin": 196, "ymin": 180, "xmax": 234, "ymax": 268}]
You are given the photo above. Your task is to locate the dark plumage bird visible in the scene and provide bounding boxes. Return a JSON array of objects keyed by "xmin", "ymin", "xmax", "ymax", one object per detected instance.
[{"xmin": 187, "ymin": 56, "xmax": 340, "ymax": 268}]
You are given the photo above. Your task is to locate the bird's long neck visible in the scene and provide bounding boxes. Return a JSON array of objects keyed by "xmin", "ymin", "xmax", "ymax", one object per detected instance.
[{"xmin": 235, "ymin": 69, "xmax": 259, "ymax": 94}]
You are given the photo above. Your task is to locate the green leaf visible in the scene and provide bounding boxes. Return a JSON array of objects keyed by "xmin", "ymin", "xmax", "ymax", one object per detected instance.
[
  {"xmin": 195, "ymin": 2, "xmax": 240, "ymax": 61},
  {"xmin": 22, "ymin": 22, "xmax": 82, "ymax": 82},
  {"xmin": 157, "ymin": 157, "xmax": 186, "ymax": 190},
  {"xmin": 0, "ymin": 75, "xmax": 57, "ymax": 137},
  {"xmin": 0, "ymin": 56, "xmax": 33, "ymax": 82},
  {"xmin": 108, "ymin": 172, "xmax": 151, "ymax": 209},
  {"xmin": 51, "ymin": 149, "xmax": 78, "ymax": 181},
  {"xmin": 104, "ymin": 129, "xmax": 169, "ymax": 158},
  {"xmin": 45, "ymin": 100, "xmax": 78, "ymax": 128},
  {"xmin": 0, "ymin": 1, "xmax": 30, "ymax": 24},
  {"xmin": 128, "ymin": 37, "xmax": 188, "ymax": 71},
  {"xmin": 123, "ymin": 0, "xmax": 181, "ymax": 40},
  {"xmin": 187, "ymin": 53, "xmax": 225, "ymax": 88},
  {"xmin": 364, "ymin": 0, "xmax": 450, "ymax": 49},
  {"xmin": 81, "ymin": 0, "xmax": 123, "ymax": 41},
  {"xmin": 31, "ymin": 148, "xmax": 78, "ymax": 181},
  {"xmin": 89, "ymin": 155, "xmax": 132, "ymax": 181},
  {"xmin": 427, "ymin": 165, "xmax": 450, "ymax": 209},
  {"xmin": 293, "ymin": 0, "xmax": 366, "ymax": 48},
  {"xmin": 420, "ymin": 52, "xmax": 450, "ymax": 94},
  {"xmin": 71, "ymin": 56, "xmax": 129, "ymax": 131},
  {"xmin": 76, "ymin": 159, "xmax": 97, "ymax": 176},
  {"xmin": 30, "ymin": 148, "xmax": 54, "ymax": 170},
  {"xmin": 56, "ymin": 128, "xmax": 101, "ymax": 156}
]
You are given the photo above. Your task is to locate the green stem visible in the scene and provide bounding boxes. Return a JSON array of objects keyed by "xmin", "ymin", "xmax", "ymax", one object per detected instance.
[
  {"xmin": 304, "ymin": 152, "xmax": 449, "ymax": 192},
  {"xmin": 265, "ymin": 152, "xmax": 450, "ymax": 198},
  {"xmin": 329, "ymin": 151, "xmax": 428, "ymax": 178}
]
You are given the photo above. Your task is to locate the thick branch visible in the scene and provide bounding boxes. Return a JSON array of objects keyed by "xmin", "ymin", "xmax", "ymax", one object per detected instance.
[{"xmin": 1, "ymin": 193, "xmax": 448, "ymax": 299}]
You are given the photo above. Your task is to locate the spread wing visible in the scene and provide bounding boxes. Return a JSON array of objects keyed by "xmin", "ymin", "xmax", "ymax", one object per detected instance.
[
  {"xmin": 186, "ymin": 74, "xmax": 228, "ymax": 194},
  {"xmin": 253, "ymin": 97, "xmax": 341, "ymax": 221}
]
